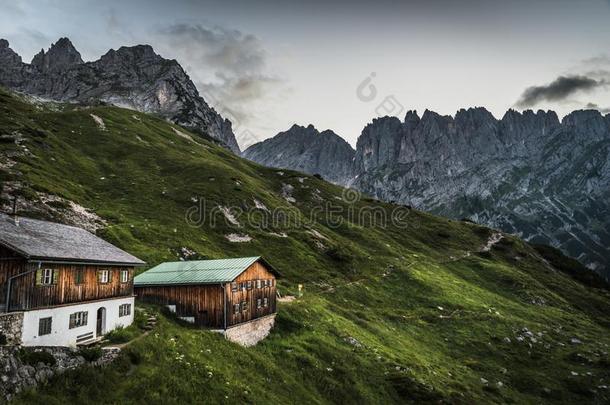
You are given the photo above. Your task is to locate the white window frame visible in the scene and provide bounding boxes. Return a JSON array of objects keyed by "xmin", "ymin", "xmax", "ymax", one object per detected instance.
[
  {"xmin": 42, "ymin": 268, "xmax": 54, "ymax": 285},
  {"xmin": 257, "ymin": 298, "xmax": 262, "ymax": 308},
  {"xmin": 256, "ymin": 280, "xmax": 261, "ymax": 289},
  {"xmin": 119, "ymin": 303, "xmax": 131, "ymax": 317},
  {"xmin": 263, "ymin": 297, "xmax": 268, "ymax": 307},
  {"xmin": 70, "ymin": 311, "xmax": 88, "ymax": 329},
  {"xmin": 120, "ymin": 270, "xmax": 129, "ymax": 283},
  {"xmin": 99, "ymin": 269, "xmax": 110, "ymax": 284}
]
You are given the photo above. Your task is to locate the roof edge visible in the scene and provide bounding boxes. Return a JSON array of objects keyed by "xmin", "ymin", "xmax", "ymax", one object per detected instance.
[{"xmin": 28, "ymin": 258, "xmax": 146, "ymax": 267}]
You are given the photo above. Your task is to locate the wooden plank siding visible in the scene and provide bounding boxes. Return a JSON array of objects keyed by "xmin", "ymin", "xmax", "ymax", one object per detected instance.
[
  {"xmin": 135, "ymin": 285, "xmax": 225, "ymax": 327},
  {"xmin": 135, "ymin": 260, "xmax": 277, "ymax": 329},
  {"xmin": 0, "ymin": 247, "xmax": 27, "ymax": 307},
  {"xmin": 226, "ymin": 261, "xmax": 277, "ymax": 327},
  {"xmin": 4, "ymin": 263, "xmax": 135, "ymax": 312}
]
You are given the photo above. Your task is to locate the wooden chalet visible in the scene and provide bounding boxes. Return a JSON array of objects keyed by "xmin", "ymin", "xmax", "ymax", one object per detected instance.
[
  {"xmin": 0, "ymin": 213, "xmax": 145, "ymax": 346},
  {"xmin": 134, "ymin": 257, "xmax": 279, "ymax": 329}
]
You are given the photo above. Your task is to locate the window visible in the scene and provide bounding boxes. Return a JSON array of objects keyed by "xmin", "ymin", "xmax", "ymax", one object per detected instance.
[
  {"xmin": 241, "ymin": 301, "xmax": 248, "ymax": 312},
  {"xmin": 233, "ymin": 303, "xmax": 240, "ymax": 314},
  {"xmin": 98, "ymin": 269, "xmax": 110, "ymax": 284},
  {"xmin": 257, "ymin": 298, "xmax": 262, "ymax": 309},
  {"xmin": 37, "ymin": 268, "xmax": 57, "ymax": 286},
  {"xmin": 247, "ymin": 281, "xmax": 252, "ymax": 290},
  {"xmin": 231, "ymin": 282, "xmax": 238, "ymax": 292},
  {"xmin": 240, "ymin": 282, "xmax": 246, "ymax": 291},
  {"xmin": 119, "ymin": 304, "xmax": 131, "ymax": 317},
  {"xmin": 264, "ymin": 279, "xmax": 269, "ymax": 288},
  {"xmin": 263, "ymin": 297, "xmax": 269, "ymax": 307},
  {"xmin": 256, "ymin": 279, "xmax": 261, "ymax": 289},
  {"xmin": 120, "ymin": 270, "xmax": 129, "ymax": 283},
  {"xmin": 38, "ymin": 317, "xmax": 52, "ymax": 336},
  {"xmin": 74, "ymin": 269, "xmax": 84, "ymax": 285},
  {"xmin": 69, "ymin": 311, "xmax": 88, "ymax": 329},
  {"xmin": 270, "ymin": 279, "xmax": 274, "ymax": 287}
]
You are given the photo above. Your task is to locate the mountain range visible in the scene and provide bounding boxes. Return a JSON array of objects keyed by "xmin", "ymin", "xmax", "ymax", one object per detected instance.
[
  {"xmin": 243, "ymin": 108, "xmax": 610, "ymax": 280},
  {"xmin": 0, "ymin": 38, "xmax": 240, "ymax": 153}
]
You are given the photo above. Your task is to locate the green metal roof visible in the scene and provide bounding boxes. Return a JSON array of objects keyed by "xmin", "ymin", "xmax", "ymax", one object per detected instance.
[{"xmin": 134, "ymin": 256, "xmax": 278, "ymax": 286}]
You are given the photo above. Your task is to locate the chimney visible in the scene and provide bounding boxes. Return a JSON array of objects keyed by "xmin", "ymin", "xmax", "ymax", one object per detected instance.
[{"xmin": 10, "ymin": 196, "xmax": 18, "ymax": 226}]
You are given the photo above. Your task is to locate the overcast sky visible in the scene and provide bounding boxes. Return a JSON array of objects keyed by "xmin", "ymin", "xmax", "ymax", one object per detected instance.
[{"xmin": 2, "ymin": 0, "xmax": 610, "ymax": 148}]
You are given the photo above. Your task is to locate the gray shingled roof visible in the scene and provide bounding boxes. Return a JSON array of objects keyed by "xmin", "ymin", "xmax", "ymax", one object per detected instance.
[{"xmin": 0, "ymin": 213, "xmax": 145, "ymax": 266}]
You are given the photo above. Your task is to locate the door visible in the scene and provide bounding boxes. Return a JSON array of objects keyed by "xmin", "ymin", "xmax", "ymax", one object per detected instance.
[{"xmin": 96, "ymin": 307, "xmax": 106, "ymax": 336}]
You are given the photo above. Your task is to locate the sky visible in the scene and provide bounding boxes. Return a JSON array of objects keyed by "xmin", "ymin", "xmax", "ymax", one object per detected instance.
[{"xmin": 1, "ymin": 0, "xmax": 610, "ymax": 148}]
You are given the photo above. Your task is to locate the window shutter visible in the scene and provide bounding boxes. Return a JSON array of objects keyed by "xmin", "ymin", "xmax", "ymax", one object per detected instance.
[
  {"xmin": 69, "ymin": 313, "xmax": 75, "ymax": 329},
  {"xmin": 51, "ymin": 269, "xmax": 58, "ymax": 285},
  {"xmin": 108, "ymin": 270, "xmax": 113, "ymax": 283},
  {"xmin": 36, "ymin": 269, "xmax": 43, "ymax": 286}
]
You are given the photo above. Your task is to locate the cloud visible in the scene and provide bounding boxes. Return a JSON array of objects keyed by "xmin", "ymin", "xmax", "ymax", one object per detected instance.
[
  {"xmin": 155, "ymin": 23, "xmax": 284, "ymax": 136},
  {"xmin": 585, "ymin": 102, "xmax": 610, "ymax": 114},
  {"xmin": 516, "ymin": 75, "xmax": 605, "ymax": 107}
]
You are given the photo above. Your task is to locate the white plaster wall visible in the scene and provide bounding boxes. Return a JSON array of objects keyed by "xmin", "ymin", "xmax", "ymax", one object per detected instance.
[{"xmin": 21, "ymin": 297, "xmax": 134, "ymax": 347}]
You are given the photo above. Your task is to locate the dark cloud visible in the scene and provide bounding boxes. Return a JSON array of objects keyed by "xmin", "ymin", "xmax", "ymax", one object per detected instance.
[
  {"xmin": 156, "ymin": 23, "xmax": 283, "ymax": 132},
  {"xmin": 585, "ymin": 102, "xmax": 610, "ymax": 114},
  {"xmin": 516, "ymin": 75, "xmax": 605, "ymax": 107}
]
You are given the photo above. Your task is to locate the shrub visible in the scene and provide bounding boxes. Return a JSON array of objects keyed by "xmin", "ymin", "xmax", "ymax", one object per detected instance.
[
  {"xmin": 18, "ymin": 348, "xmax": 56, "ymax": 366},
  {"xmin": 105, "ymin": 326, "xmax": 134, "ymax": 344},
  {"xmin": 125, "ymin": 348, "xmax": 142, "ymax": 365},
  {"xmin": 78, "ymin": 346, "xmax": 103, "ymax": 362}
]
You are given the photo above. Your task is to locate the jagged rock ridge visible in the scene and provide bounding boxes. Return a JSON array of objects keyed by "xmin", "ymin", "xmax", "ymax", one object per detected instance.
[
  {"xmin": 243, "ymin": 108, "xmax": 610, "ymax": 279},
  {"xmin": 242, "ymin": 124, "xmax": 355, "ymax": 184},
  {"xmin": 0, "ymin": 38, "xmax": 239, "ymax": 153}
]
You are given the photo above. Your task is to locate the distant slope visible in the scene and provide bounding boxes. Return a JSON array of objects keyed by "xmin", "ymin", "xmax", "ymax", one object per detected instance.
[
  {"xmin": 1, "ymin": 89, "xmax": 608, "ymax": 404},
  {"xmin": 0, "ymin": 38, "xmax": 239, "ymax": 153},
  {"xmin": 243, "ymin": 124, "xmax": 355, "ymax": 184},
  {"xmin": 244, "ymin": 109, "xmax": 610, "ymax": 280}
]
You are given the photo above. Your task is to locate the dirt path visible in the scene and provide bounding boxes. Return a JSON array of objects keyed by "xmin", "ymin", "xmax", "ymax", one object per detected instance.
[{"xmin": 443, "ymin": 232, "xmax": 504, "ymax": 263}]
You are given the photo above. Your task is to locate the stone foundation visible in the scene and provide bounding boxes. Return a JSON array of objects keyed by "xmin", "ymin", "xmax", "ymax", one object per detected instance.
[
  {"xmin": 0, "ymin": 312, "xmax": 23, "ymax": 346},
  {"xmin": 223, "ymin": 314, "xmax": 276, "ymax": 347}
]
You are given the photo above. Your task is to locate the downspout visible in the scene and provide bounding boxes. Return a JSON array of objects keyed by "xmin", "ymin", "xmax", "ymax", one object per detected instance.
[
  {"xmin": 223, "ymin": 283, "xmax": 227, "ymax": 331},
  {"xmin": 5, "ymin": 261, "xmax": 40, "ymax": 312}
]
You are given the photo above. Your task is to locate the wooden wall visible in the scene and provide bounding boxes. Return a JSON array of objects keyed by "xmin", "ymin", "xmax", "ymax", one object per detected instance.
[
  {"xmin": 134, "ymin": 260, "xmax": 277, "ymax": 329},
  {"xmin": 226, "ymin": 261, "xmax": 277, "ymax": 327},
  {"xmin": 135, "ymin": 284, "xmax": 225, "ymax": 327},
  {"xmin": 0, "ymin": 246, "xmax": 27, "ymax": 307},
  {"xmin": 4, "ymin": 263, "xmax": 135, "ymax": 312}
]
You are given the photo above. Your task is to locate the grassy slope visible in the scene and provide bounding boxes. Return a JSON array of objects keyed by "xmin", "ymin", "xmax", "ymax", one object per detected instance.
[{"xmin": 0, "ymin": 89, "xmax": 608, "ymax": 404}]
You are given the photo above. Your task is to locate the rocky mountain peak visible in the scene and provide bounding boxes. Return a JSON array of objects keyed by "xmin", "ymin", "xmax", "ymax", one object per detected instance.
[
  {"xmin": 0, "ymin": 38, "xmax": 240, "ymax": 153},
  {"xmin": 100, "ymin": 44, "xmax": 162, "ymax": 66},
  {"xmin": 31, "ymin": 37, "xmax": 83, "ymax": 72},
  {"xmin": 562, "ymin": 109, "xmax": 609, "ymax": 140},
  {"xmin": 0, "ymin": 39, "xmax": 22, "ymax": 66},
  {"xmin": 243, "ymin": 124, "xmax": 354, "ymax": 184}
]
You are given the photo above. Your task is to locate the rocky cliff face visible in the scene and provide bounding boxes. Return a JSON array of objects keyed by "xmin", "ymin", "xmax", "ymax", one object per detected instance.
[
  {"xmin": 0, "ymin": 38, "xmax": 239, "ymax": 153},
  {"xmin": 244, "ymin": 108, "xmax": 610, "ymax": 279},
  {"xmin": 242, "ymin": 124, "xmax": 355, "ymax": 184}
]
